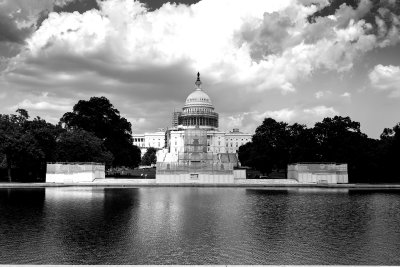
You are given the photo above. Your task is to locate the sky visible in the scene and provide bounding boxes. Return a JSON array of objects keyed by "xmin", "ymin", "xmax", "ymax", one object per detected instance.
[{"xmin": 0, "ymin": 0, "xmax": 400, "ymax": 139}]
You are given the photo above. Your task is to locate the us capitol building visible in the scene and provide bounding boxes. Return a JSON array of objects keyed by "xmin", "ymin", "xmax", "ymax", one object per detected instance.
[
  {"xmin": 46, "ymin": 73, "xmax": 348, "ymax": 185},
  {"xmin": 133, "ymin": 73, "xmax": 252, "ymax": 160},
  {"xmin": 132, "ymin": 73, "xmax": 251, "ymax": 183}
]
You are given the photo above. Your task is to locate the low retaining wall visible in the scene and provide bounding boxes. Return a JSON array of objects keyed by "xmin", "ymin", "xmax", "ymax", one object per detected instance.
[
  {"xmin": 234, "ymin": 178, "xmax": 298, "ymax": 185},
  {"xmin": 94, "ymin": 178, "xmax": 157, "ymax": 184},
  {"xmin": 288, "ymin": 163, "xmax": 348, "ymax": 184},
  {"xmin": 46, "ymin": 163, "xmax": 105, "ymax": 183},
  {"xmin": 90, "ymin": 178, "xmax": 299, "ymax": 185},
  {"xmin": 156, "ymin": 173, "xmax": 235, "ymax": 184}
]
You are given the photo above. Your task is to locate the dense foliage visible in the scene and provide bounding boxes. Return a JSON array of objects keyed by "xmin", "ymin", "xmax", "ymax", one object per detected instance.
[
  {"xmin": 239, "ymin": 116, "xmax": 400, "ymax": 183},
  {"xmin": 141, "ymin": 147, "xmax": 157, "ymax": 166},
  {"xmin": 60, "ymin": 96, "xmax": 141, "ymax": 168},
  {"xmin": 56, "ymin": 129, "xmax": 114, "ymax": 165},
  {"xmin": 0, "ymin": 97, "xmax": 141, "ymax": 182}
]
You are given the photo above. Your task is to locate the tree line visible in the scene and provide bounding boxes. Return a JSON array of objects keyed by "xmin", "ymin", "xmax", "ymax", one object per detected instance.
[
  {"xmin": 2, "ymin": 95, "xmax": 399, "ymax": 183},
  {"xmin": 238, "ymin": 116, "xmax": 400, "ymax": 183},
  {"xmin": 0, "ymin": 97, "xmax": 141, "ymax": 182}
]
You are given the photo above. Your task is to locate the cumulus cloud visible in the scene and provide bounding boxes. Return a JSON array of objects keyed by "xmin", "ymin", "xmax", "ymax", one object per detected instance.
[
  {"xmin": 1, "ymin": 0, "xmax": 400, "ymax": 135},
  {"xmin": 255, "ymin": 108, "xmax": 298, "ymax": 123},
  {"xmin": 19, "ymin": 0, "xmax": 393, "ymax": 95},
  {"xmin": 11, "ymin": 92, "xmax": 75, "ymax": 115},
  {"xmin": 14, "ymin": 99, "xmax": 71, "ymax": 112},
  {"xmin": 369, "ymin": 64, "xmax": 400, "ymax": 97},
  {"xmin": 315, "ymin": 90, "xmax": 332, "ymax": 99},
  {"xmin": 341, "ymin": 92, "xmax": 351, "ymax": 98},
  {"xmin": 303, "ymin": 105, "xmax": 338, "ymax": 117},
  {"xmin": 0, "ymin": 0, "xmax": 100, "ymax": 61}
]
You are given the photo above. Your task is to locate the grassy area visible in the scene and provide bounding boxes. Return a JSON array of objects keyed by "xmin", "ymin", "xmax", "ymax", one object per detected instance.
[{"xmin": 106, "ymin": 167, "xmax": 156, "ymax": 179}]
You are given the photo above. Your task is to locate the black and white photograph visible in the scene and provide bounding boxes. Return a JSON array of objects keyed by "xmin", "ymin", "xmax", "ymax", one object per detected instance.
[{"xmin": 1, "ymin": 0, "xmax": 400, "ymax": 265}]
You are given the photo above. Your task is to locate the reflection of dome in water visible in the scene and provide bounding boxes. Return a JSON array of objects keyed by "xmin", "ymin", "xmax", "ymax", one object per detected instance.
[{"xmin": 180, "ymin": 73, "xmax": 219, "ymax": 129}]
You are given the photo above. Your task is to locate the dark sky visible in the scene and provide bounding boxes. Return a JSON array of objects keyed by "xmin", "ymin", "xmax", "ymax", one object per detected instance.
[
  {"xmin": 54, "ymin": 0, "xmax": 202, "ymax": 13},
  {"xmin": 140, "ymin": 0, "xmax": 201, "ymax": 10}
]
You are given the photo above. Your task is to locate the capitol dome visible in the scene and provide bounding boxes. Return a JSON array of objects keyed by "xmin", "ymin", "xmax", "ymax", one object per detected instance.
[
  {"xmin": 184, "ymin": 89, "xmax": 213, "ymax": 109},
  {"xmin": 179, "ymin": 73, "xmax": 219, "ymax": 129}
]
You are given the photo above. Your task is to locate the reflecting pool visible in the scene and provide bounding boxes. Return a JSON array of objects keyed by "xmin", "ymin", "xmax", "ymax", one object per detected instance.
[{"xmin": 1, "ymin": 187, "xmax": 400, "ymax": 264}]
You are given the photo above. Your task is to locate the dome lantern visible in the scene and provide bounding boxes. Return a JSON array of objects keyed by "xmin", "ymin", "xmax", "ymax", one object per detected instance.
[{"xmin": 195, "ymin": 72, "xmax": 202, "ymax": 89}]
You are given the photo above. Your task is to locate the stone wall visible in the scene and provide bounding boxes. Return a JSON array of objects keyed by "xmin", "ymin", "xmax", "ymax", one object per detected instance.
[
  {"xmin": 46, "ymin": 163, "xmax": 105, "ymax": 183},
  {"xmin": 156, "ymin": 173, "xmax": 234, "ymax": 184},
  {"xmin": 288, "ymin": 163, "xmax": 348, "ymax": 184}
]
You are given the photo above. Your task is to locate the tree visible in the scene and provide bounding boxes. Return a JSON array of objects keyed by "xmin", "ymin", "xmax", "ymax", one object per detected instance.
[
  {"xmin": 312, "ymin": 116, "xmax": 378, "ymax": 182},
  {"xmin": 287, "ymin": 123, "xmax": 319, "ymax": 163},
  {"xmin": 313, "ymin": 116, "xmax": 365, "ymax": 161},
  {"xmin": 378, "ymin": 123, "xmax": 400, "ymax": 182},
  {"xmin": 238, "ymin": 115, "xmax": 381, "ymax": 182},
  {"xmin": 60, "ymin": 96, "xmax": 141, "ymax": 167},
  {"xmin": 0, "ymin": 111, "xmax": 44, "ymax": 182},
  {"xmin": 238, "ymin": 141, "xmax": 274, "ymax": 175},
  {"xmin": 141, "ymin": 147, "xmax": 157, "ymax": 166},
  {"xmin": 250, "ymin": 118, "xmax": 291, "ymax": 175},
  {"xmin": 56, "ymin": 129, "xmax": 114, "ymax": 166}
]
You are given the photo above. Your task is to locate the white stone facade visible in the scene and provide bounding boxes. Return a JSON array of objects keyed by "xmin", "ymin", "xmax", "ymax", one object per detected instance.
[
  {"xmin": 133, "ymin": 131, "xmax": 166, "ymax": 150},
  {"xmin": 166, "ymin": 129, "xmax": 251, "ymax": 155}
]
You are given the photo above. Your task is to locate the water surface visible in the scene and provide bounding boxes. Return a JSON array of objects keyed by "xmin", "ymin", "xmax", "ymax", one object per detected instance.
[{"xmin": 0, "ymin": 187, "xmax": 400, "ymax": 264}]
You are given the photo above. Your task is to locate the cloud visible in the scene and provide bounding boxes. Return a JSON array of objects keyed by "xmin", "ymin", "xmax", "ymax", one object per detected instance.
[
  {"xmin": 369, "ymin": 64, "xmax": 400, "ymax": 97},
  {"xmin": 1, "ymin": 0, "xmax": 400, "ymax": 136},
  {"xmin": 315, "ymin": 91, "xmax": 324, "ymax": 99},
  {"xmin": 14, "ymin": 99, "xmax": 71, "ymax": 112},
  {"xmin": 0, "ymin": 13, "xmax": 33, "ymax": 44},
  {"xmin": 303, "ymin": 105, "xmax": 338, "ymax": 117},
  {"xmin": 21, "ymin": 0, "xmax": 383, "ymax": 95},
  {"xmin": 53, "ymin": 0, "xmax": 100, "ymax": 14},
  {"xmin": 257, "ymin": 108, "xmax": 298, "ymax": 122},
  {"xmin": 315, "ymin": 90, "xmax": 332, "ymax": 99},
  {"xmin": 9, "ymin": 92, "xmax": 75, "ymax": 121},
  {"xmin": 0, "ymin": 0, "xmax": 101, "ymax": 60},
  {"xmin": 341, "ymin": 92, "xmax": 351, "ymax": 98}
]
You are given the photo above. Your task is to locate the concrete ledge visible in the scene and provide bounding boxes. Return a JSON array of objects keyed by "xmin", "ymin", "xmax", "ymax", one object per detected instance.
[{"xmin": 2, "ymin": 181, "xmax": 400, "ymax": 189}]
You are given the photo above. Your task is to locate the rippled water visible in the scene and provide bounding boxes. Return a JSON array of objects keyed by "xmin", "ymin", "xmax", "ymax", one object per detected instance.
[{"xmin": 1, "ymin": 187, "xmax": 400, "ymax": 264}]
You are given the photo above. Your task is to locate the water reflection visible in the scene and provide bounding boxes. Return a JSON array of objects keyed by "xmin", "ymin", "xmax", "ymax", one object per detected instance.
[
  {"xmin": 43, "ymin": 187, "xmax": 141, "ymax": 264},
  {"xmin": 0, "ymin": 187, "xmax": 400, "ymax": 264},
  {"xmin": 0, "ymin": 189, "xmax": 46, "ymax": 264}
]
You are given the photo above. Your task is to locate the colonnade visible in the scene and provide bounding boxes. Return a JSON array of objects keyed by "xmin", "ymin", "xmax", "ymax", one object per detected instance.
[{"xmin": 180, "ymin": 116, "xmax": 218, "ymax": 127}]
